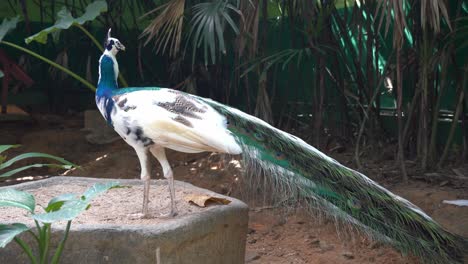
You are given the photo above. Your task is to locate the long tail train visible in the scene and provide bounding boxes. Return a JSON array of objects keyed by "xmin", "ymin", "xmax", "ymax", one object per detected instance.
[{"xmin": 203, "ymin": 98, "xmax": 467, "ymax": 264}]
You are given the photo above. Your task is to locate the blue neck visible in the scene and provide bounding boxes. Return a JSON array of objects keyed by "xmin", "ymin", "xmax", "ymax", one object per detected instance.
[
  {"xmin": 96, "ymin": 54, "xmax": 118, "ymax": 125},
  {"xmin": 97, "ymin": 55, "xmax": 118, "ymax": 95}
]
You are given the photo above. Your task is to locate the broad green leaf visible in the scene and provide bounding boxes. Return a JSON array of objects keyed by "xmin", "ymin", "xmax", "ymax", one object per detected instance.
[
  {"xmin": 0, "ymin": 16, "xmax": 19, "ymax": 42},
  {"xmin": 75, "ymin": 1, "xmax": 108, "ymax": 25},
  {"xmin": 0, "ymin": 189, "xmax": 35, "ymax": 212},
  {"xmin": 0, "ymin": 163, "xmax": 74, "ymax": 178},
  {"xmin": 32, "ymin": 199, "xmax": 88, "ymax": 223},
  {"xmin": 25, "ymin": 1, "xmax": 107, "ymax": 44},
  {"xmin": 46, "ymin": 193, "xmax": 77, "ymax": 212},
  {"xmin": 0, "ymin": 152, "xmax": 76, "ymax": 171},
  {"xmin": 25, "ymin": 8, "xmax": 74, "ymax": 44},
  {"xmin": 33, "ymin": 182, "xmax": 119, "ymax": 223},
  {"xmin": 0, "ymin": 145, "xmax": 20, "ymax": 155},
  {"xmin": 0, "ymin": 223, "xmax": 29, "ymax": 248},
  {"xmin": 81, "ymin": 182, "xmax": 120, "ymax": 202}
]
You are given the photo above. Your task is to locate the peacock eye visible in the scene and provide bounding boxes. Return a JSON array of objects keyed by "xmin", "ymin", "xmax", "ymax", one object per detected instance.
[
  {"xmin": 254, "ymin": 132, "xmax": 264, "ymax": 141},
  {"xmin": 347, "ymin": 198, "xmax": 362, "ymax": 209},
  {"xmin": 275, "ymin": 152, "xmax": 285, "ymax": 160}
]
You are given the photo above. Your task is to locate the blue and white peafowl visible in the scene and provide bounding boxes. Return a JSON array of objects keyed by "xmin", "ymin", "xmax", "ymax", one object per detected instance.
[{"xmin": 96, "ymin": 30, "xmax": 466, "ymax": 263}]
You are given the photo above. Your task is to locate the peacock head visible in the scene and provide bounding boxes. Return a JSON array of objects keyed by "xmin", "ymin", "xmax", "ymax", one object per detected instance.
[{"xmin": 104, "ymin": 28, "xmax": 125, "ymax": 56}]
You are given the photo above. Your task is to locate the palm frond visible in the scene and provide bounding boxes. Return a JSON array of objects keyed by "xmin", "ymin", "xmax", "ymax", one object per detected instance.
[
  {"xmin": 140, "ymin": 0, "xmax": 186, "ymax": 58},
  {"xmin": 241, "ymin": 48, "xmax": 314, "ymax": 78},
  {"xmin": 188, "ymin": 0, "xmax": 241, "ymax": 65},
  {"xmin": 421, "ymin": 0, "xmax": 452, "ymax": 33},
  {"xmin": 375, "ymin": 0, "xmax": 408, "ymax": 47}
]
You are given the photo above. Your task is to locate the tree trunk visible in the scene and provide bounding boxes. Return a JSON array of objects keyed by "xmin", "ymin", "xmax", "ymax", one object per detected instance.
[
  {"xmin": 438, "ymin": 71, "xmax": 467, "ymax": 168},
  {"xmin": 397, "ymin": 47, "xmax": 408, "ymax": 182}
]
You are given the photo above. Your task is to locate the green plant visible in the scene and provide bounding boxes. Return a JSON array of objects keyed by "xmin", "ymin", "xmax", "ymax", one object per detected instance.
[
  {"xmin": 0, "ymin": 181, "xmax": 119, "ymax": 264},
  {"xmin": 141, "ymin": 0, "xmax": 241, "ymax": 65},
  {"xmin": 0, "ymin": 17, "xmax": 96, "ymax": 92},
  {"xmin": 25, "ymin": 0, "xmax": 128, "ymax": 87},
  {"xmin": 0, "ymin": 145, "xmax": 76, "ymax": 178},
  {"xmin": 0, "ymin": 0, "xmax": 124, "ymax": 93}
]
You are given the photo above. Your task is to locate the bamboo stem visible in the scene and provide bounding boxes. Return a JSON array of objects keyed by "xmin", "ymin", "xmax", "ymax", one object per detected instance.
[
  {"xmin": 428, "ymin": 54, "xmax": 449, "ymax": 163},
  {"xmin": 438, "ymin": 71, "xmax": 467, "ymax": 168}
]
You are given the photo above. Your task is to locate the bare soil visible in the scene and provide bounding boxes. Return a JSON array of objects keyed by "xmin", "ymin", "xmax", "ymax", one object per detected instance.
[
  {"xmin": 0, "ymin": 181, "xmax": 226, "ymax": 226},
  {"xmin": 1, "ymin": 114, "xmax": 467, "ymax": 264}
]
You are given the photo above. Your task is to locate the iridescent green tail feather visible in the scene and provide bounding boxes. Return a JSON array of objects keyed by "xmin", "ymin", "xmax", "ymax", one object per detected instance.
[{"xmin": 202, "ymin": 98, "xmax": 467, "ymax": 264}]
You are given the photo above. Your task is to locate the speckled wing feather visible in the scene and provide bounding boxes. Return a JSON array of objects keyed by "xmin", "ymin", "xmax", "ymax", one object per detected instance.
[
  {"xmin": 109, "ymin": 88, "xmax": 242, "ymax": 154},
  {"xmin": 194, "ymin": 95, "xmax": 467, "ymax": 264}
]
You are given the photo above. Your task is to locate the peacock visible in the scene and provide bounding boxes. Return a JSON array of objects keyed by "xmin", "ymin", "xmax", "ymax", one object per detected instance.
[{"xmin": 96, "ymin": 29, "xmax": 466, "ymax": 263}]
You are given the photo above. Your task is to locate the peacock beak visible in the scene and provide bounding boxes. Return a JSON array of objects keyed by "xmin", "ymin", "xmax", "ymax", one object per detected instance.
[{"xmin": 118, "ymin": 43, "xmax": 126, "ymax": 51}]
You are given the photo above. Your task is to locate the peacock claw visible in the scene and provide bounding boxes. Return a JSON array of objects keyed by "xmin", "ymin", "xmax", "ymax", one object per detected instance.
[
  {"xmin": 128, "ymin": 212, "xmax": 152, "ymax": 219},
  {"xmin": 159, "ymin": 210, "xmax": 178, "ymax": 218}
]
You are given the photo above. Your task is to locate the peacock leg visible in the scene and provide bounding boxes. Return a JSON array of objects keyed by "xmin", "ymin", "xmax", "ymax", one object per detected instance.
[
  {"xmin": 134, "ymin": 148, "xmax": 151, "ymax": 218},
  {"xmin": 150, "ymin": 147, "xmax": 178, "ymax": 217}
]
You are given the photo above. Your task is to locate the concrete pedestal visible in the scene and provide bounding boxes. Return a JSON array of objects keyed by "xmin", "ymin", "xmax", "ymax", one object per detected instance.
[{"xmin": 0, "ymin": 177, "xmax": 248, "ymax": 264}]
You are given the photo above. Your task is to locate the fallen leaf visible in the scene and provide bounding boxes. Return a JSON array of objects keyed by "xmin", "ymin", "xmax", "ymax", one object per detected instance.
[{"xmin": 184, "ymin": 194, "xmax": 231, "ymax": 207}]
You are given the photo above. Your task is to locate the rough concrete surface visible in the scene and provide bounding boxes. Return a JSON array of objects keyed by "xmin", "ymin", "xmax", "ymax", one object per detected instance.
[{"xmin": 0, "ymin": 177, "xmax": 248, "ymax": 264}]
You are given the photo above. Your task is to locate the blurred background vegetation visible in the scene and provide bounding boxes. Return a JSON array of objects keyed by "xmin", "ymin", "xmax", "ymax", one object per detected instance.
[{"xmin": 0, "ymin": 0, "xmax": 467, "ymax": 175}]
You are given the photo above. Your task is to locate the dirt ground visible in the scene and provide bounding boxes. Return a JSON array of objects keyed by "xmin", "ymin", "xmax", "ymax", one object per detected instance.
[{"xmin": 1, "ymin": 113, "xmax": 467, "ymax": 264}]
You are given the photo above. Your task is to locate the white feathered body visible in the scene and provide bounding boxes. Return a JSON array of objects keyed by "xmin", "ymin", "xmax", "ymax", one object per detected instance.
[{"xmin": 96, "ymin": 87, "xmax": 242, "ymax": 155}]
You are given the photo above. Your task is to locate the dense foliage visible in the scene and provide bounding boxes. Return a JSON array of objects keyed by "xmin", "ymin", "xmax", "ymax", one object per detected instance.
[{"xmin": 1, "ymin": 0, "xmax": 467, "ymax": 175}]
